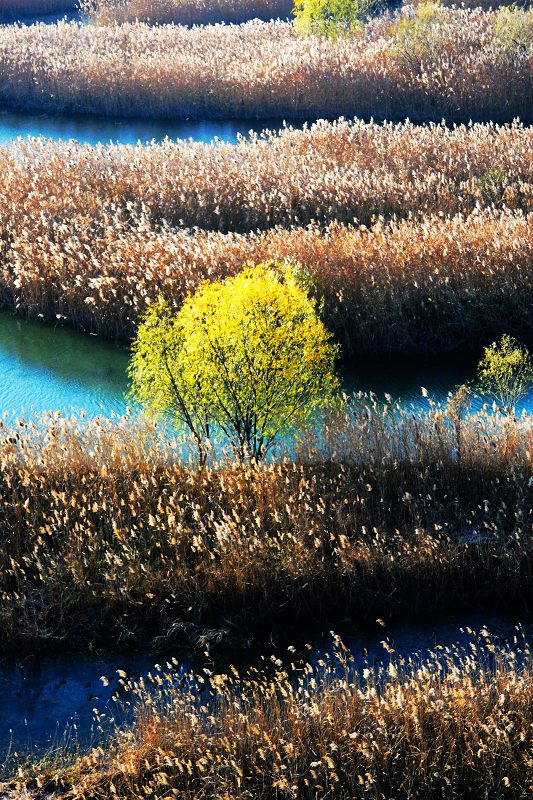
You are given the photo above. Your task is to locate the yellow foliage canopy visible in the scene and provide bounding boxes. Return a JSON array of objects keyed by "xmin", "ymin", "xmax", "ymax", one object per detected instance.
[{"xmin": 129, "ymin": 262, "xmax": 339, "ymax": 461}]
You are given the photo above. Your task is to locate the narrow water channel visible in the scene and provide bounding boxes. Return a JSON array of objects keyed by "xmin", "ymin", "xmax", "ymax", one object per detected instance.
[
  {"xmin": 1, "ymin": 612, "xmax": 530, "ymax": 756},
  {"xmin": 1, "ymin": 311, "xmax": 528, "ymax": 420},
  {"xmin": 1, "ymin": 311, "xmax": 532, "ymax": 419},
  {"xmin": 0, "ymin": 110, "xmax": 288, "ymax": 147}
]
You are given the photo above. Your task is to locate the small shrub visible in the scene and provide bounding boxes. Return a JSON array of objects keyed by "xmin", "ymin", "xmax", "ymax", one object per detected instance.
[
  {"xmin": 476, "ymin": 334, "xmax": 533, "ymax": 414},
  {"xmin": 477, "ymin": 167, "xmax": 509, "ymax": 204},
  {"xmin": 392, "ymin": 0, "xmax": 449, "ymax": 62},
  {"xmin": 492, "ymin": 6, "xmax": 532, "ymax": 56}
]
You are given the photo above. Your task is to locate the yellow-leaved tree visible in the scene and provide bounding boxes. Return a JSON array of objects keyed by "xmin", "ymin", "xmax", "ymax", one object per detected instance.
[
  {"xmin": 294, "ymin": 0, "xmax": 386, "ymax": 38},
  {"xmin": 129, "ymin": 262, "xmax": 339, "ymax": 462},
  {"xmin": 476, "ymin": 334, "xmax": 533, "ymax": 416}
]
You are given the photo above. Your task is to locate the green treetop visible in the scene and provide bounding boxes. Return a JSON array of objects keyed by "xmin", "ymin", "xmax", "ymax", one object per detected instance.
[{"xmin": 293, "ymin": 0, "xmax": 386, "ymax": 38}]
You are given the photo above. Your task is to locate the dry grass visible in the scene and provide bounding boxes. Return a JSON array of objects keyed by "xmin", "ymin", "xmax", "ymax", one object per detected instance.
[
  {"xmin": 0, "ymin": 403, "xmax": 531, "ymax": 655},
  {"xmin": 0, "ymin": 8, "xmax": 530, "ymax": 121},
  {"xmin": 1, "ymin": 120, "xmax": 528, "ymax": 234},
  {"xmin": 3, "ymin": 208, "xmax": 532, "ymax": 355},
  {"xmin": 9, "ymin": 631, "xmax": 533, "ymax": 798},
  {"xmin": 0, "ymin": 120, "xmax": 529, "ymax": 353},
  {"xmin": 0, "ymin": 119, "xmax": 530, "ymax": 355},
  {"xmin": 84, "ymin": 0, "xmax": 292, "ymax": 25},
  {"xmin": 82, "ymin": 0, "xmax": 532, "ymax": 27},
  {"xmin": 84, "ymin": 0, "xmax": 530, "ymax": 26}
]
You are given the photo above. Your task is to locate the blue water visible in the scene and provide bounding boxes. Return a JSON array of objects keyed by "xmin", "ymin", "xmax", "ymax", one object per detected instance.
[
  {"xmin": 0, "ymin": 7, "xmax": 79, "ymax": 24},
  {"xmin": 0, "ymin": 110, "xmax": 289, "ymax": 147},
  {"xmin": 0, "ymin": 312, "xmax": 531, "ymax": 419},
  {"xmin": 0, "ymin": 612, "xmax": 529, "ymax": 754},
  {"xmin": 0, "ymin": 312, "xmax": 129, "ymax": 417}
]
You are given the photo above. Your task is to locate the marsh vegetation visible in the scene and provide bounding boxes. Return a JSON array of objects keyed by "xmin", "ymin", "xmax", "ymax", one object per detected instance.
[
  {"xmin": 0, "ymin": 7, "xmax": 530, "ymax": 121},
  {"xmin": 10, "ymin": 632, "xmax": 533, "ymax": 799},
  {"xmin": 0, "ymin": 0, "xmax": 531, "ymax": 795}
]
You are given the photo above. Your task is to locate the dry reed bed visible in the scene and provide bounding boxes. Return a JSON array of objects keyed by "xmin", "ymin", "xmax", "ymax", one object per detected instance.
[
  {"xmin": 84, "ymin": 0, "xmax": 293, "ymax": 25},
  {"xmin": 0, "ymin": 119, "xmax": 530, "ymax": 231},
  {"xmin": 0, "ymin": 405, "xmax": 532, "ymax": 655},
  {"xmin": 86, "ymin": 0, "xmax": 528, "ymax": 26},
  {"xmin": 4, "ymin": 209, "xmax": 532, "ymax": 355},
  {"xmin": 11, "ymin": 634, "xmax": 533, "ymax": 798},
  {"xmin": 0, "ymin": 8, "xmax": 530, "ymax": 121}
]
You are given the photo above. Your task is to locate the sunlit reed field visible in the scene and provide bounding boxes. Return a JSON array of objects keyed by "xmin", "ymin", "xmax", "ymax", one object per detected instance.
[
  {"xmin": 4, "ymin": 209, "xmax": 532, "ymax": 355},
  {"xmin": 0, "ymin": 404, "xmax": 532, "ymax": 655},
  {"xmin": 6, "ymin": 633, "xmax": 533, "ymax": 798},
  {"xmin": 85, "ymin": 0, "xmax": 292, "ymax": 24},
  {"xmin": 0, "ymin": 8, "xmax": 531, "ymax": 121},
  {"xmin": 1, "ymin": 121, "xmax": 529, "ymax": 234},
  {"xmin": 0, "ymin": 0, "xmax": 531, "ymax": 790},
  {"xmin": 0, "ymin": 120, "xmax": 530, "ymax": 353},
  {"xmin": 86, "ymin": 0, "xmax": 531, "ymax": 26}
]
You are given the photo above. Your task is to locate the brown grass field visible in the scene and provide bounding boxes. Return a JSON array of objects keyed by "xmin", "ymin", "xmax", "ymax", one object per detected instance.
[
  {"xmin": 6, "ymin": 631, "xmax": 533, "ymax": 798},
  {"xmin": 0, "ymin": 119, "xmax": 531, "ymax": 353},
  {"xmin": 0, "ymin": 404, "xmax": 531, "ymax": 656},
  {"xmin": 0, "ymin": 8, "xmax": 530, "ymax": 121},
  {"xmin": 0, "ymin": 2, "xmax": 531, "ymax": 794},
  {"xmin": 3, "ymin": 208, "xmax": 531, "ymax": 355},
  {"xmin": 1, "ymin": 120, "xmax": 528, "ymax": 234}
]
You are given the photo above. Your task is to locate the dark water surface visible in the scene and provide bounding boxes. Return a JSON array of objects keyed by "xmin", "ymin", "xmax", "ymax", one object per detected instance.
[
  {"xmin": 0, "ymin": 612, "xmax": 530, "ymax": 755},
  {"xmin": 0, "ymin": 8, "xmax": 79, "ymax": 24}
]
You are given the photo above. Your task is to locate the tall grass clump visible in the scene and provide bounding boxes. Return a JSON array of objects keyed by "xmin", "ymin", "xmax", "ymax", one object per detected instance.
[
  {"xmin": 0, "ymin": 8, "xmax": 530, "ymax": 121},
  {"xmin": 8, "ymin": 632, "xmax": 533, "ymax": 798},
  {"xmin": 0, "ymin": 121, "xmax": 529, "ymax": 352},
  {"xmin": 3, "ymin": 209, "xmax": 531, "ymax": 354},
  {"xmin": 0, "ymin": 404, "xmax": 532, "ymax": 654},
  {"xmin": 84, "ymin": 0, "xmax": 293, "ymax": 24}
]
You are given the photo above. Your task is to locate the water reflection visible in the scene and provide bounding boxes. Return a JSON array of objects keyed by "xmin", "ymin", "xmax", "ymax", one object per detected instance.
[{"xmin": 0, "ymin": 312, "xmax": 129, "ymax": 416}]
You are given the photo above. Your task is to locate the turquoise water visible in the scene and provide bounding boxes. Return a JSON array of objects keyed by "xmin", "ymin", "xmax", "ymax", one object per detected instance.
[
  {"xmin": 0, "ymin": 312, "xmax": 129, "ymax": 417},
  {"xmin": 1, "ymin": 311, "xmax": 532, "ymax": 419}
]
